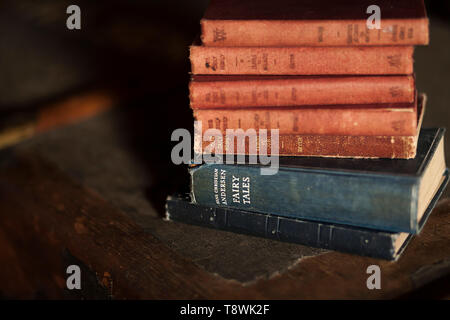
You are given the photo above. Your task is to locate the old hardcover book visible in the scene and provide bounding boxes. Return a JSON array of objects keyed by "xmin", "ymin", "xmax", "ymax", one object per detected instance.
[
  {"xmin": 195, "ymin": 94, "xmax": 425, "ymax": 158},
  {"xmin": 201, "ymin": 0, "xmax": 429, "ymax": 47},
  {"xmin": 193, "ymin": 94, "xmax": 420, "ymax": 136},
  {"xmin": 190, "ymin": 44, "xmax": 414, "ymax": 75},
  {"xmin": 190, "ymin": 128, "xmax": 448, "ymax": 233},
  {"xmin": 200, "ymin": 135, "xmax": 418, "ymax": 159},
  {"xmin": 165, "ymin": 185, "xmax": 446, "ymax": 260},
  {"xmin": 190, "ymin": 75, "xmax": 415, "ymax": 108}
]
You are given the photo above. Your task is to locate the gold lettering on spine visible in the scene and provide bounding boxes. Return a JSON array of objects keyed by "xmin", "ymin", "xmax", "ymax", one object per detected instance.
[
  {"xmin": 347, "ymin": 24, "xmax": 353, "ymax": 44},
  {"xmin": 407, "ymin": 28, "xmax": 414, "ymax": 39},
  {"xmin": 291, "ymin": 87, "xmax": 297, "ymax": 101},
  {"xmin": 213, "ymin": 27, "xmax": 227, "ymax": 42},
  {"xmin": 297, "ymin": 137, "xmax": 303, "ymax": 153},
  {"xmin": 262, "ymin": 53, "xmax": 268, "ymax": 71},
  {"xmin": 289, "ymin": 54, "xmax": 295, "ymax": 69},
  {"xmin": 392, "ymin": 25, "xmax": 398, "ymax": 42},
  {"xmin": 399, "ymin": 27, "xmax": 405, "ymax": 40},
  {"xmin": 318, "ymin": 26, "xmax": 324, "ymax": 43}
]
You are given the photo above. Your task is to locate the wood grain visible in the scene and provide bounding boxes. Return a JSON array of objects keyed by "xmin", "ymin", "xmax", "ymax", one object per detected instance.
[
  {"xmin": 0, "ymin": 153, "xmax": 262, "ymax": 299},
  {"xmin": 0, "ymin": 151, "xmax": 448, "ymax": 299}
]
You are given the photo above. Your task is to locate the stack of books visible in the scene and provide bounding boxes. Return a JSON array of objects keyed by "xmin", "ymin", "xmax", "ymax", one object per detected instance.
[{"xmin": 166, "ymin": 0, "xmax": 448, "ymax": 260}]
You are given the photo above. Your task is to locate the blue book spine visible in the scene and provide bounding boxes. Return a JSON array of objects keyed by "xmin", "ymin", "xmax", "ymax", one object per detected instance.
[
  {"xmin": 165, "ymin": 194, "xmax": 411, "ymax": 260},
  {"xmin": 190, "ymin": 163, "xmax": 419, "ymax": 233}
]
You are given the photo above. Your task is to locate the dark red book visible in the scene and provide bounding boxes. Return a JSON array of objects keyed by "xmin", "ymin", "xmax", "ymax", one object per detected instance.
[
  {"xmin": 195, "ymin": 94, "xmax": 425, "ymax": 159},
  {"xmin": 201, "ymin": 0, "xmax": 429, "ymax": 47},
  {"xmin": 194, "ymin": 102, "xmax": 418, "ymax": 136},
  {"xmin": 190, "ymin": 75, "xmax": 416, "ymax": 108},
  {"xmin": 190, "ymin": 44, "xmax": 414, "ymax": 75}
]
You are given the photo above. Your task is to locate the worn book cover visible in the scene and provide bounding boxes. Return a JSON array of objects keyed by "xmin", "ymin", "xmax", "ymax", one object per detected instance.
[
  {"xmin": 190, "ymin": 75, "xmax": 415, "ymax": 108},
  {"xmin": 201, "ymin": 0, "xmax": 429, "ymax": 46},
  {"xmin": 195, "ymin": 94, "xmax": 426, "ymax": 158},
  {"xmin": 166, "ymin": 171, "xmax": 448, "ymax": 260},
  {"xmin": 190, "ymin": 43, "xmax": 414, "ymax": 75},
  {"xmin": 190, "ymin": 128, "xmax": 447, "ymax": 233}
]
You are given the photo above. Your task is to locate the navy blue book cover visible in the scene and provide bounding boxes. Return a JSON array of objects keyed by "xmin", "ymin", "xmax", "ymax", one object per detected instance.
[
  {"xmin": 190, "ymin": 128, "xmax": 447, "ymax": 233},
  {"xmin": 167, "ymin": 166, "xmax": 448, "ymax": 260}
]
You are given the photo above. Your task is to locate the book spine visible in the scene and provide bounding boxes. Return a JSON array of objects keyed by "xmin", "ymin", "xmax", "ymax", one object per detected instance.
[
  {"xmin": 166, "ymin": 196, "xmax": 401, "ymax": 260},
  {"xmin": 201, "ymin": 18, "xmax": 429, "ymax": 47},
  {"xmin": 193, "ymin": 107, "xmax": 417, "ymax": 136},
  {"xmin": 189, "ymin": 76, "xmax": 415, "ymax": 108},
  {"xmin": 195, "ymin": 134, "xmax": 417, "ymax": 159},
  {"xmin": 189, "ymin": 163, "xmax": 417, "ymax": 233},
  {"xmin": 190, "ymin": 46, "xmax": 414, "ymax": 75}
]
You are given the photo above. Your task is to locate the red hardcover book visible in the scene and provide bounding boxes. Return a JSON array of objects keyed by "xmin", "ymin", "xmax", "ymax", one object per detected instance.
[
  {"xmin": 199, "ymin": 134, "xmax": 418, "ymax": 159},
  {"xmin": 190, "ymin": 44, "xmax": 414, "ymax": 75},
  {"xmin": 190, "ymin": 75, "xmax": 415, "ymax": 108},
  {"xmin": 193, "ymin": 96, "xmax": 418, "ymax": 136},
  {"xmin": 195, "ymin": 94, "xmax": 425, "ymax": 158},
  {"xmin": 201, "ymin": 0, "xmax": 429, "ymax": 47}
]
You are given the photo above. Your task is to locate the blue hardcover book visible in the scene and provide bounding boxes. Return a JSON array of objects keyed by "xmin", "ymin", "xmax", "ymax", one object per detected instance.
[
  {"xmin": 166, "ymin": 168, "xmax": 448, "ymax": 260},
  {"xmin": 190, "ymin": 128, "xmax": 447, "ymax": 233}
]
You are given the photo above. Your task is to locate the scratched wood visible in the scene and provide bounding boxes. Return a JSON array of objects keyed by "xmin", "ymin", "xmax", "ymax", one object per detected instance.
[
  {"xmin": 0, "ymin": 153, "xmax": 262, "ymax": 299},
  {"xmin": 0, "ymin": 151, "xmax": 449, "ymax": 299}
]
